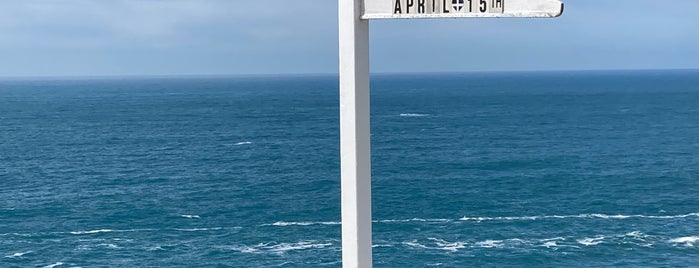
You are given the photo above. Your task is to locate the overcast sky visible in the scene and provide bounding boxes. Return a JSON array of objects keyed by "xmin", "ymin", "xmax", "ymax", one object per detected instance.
[{"xmin": 0, "ymin": 0, "xmax": 698, "ymax": 77}]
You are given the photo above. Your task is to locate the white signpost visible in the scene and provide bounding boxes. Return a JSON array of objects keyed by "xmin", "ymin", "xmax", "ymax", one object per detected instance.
[{"xmin": 338, "ymin": 0, "xmax": 563, "ymax": 267}]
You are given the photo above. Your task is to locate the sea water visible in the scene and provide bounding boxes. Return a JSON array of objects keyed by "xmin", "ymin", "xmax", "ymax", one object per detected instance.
[{"xmin": 1, "ymin": 70, "xmax": 698, "ymax": 267}]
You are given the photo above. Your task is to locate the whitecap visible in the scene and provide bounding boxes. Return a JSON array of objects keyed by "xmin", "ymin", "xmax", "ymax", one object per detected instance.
[
  {"xmin": 43, "ymin": 262, "xmax": 64, "ymax": 268},
  {"xmin": 669, "ymin": 236, "xmax": 699, "ymax": 247},
  {"xmin": 578, "ymin": 236, "xmax": 605, "ymax": 246},
  {"xmin": 146, "ymin": 246, "xmax": 165, "ymax": 251},
  {"xmin": 4, "ymin": 251, "xmax": 31, "ymax": 258},
  {"xmin": 460, "ymin": 212, "xmax": 699, "ymax": 222},
  {"xmin": 229, "ymin": 245, "xmax": 260, "ymax": 254},
  {"xmin": 377, "ymin": 218, "xmax": 451, "ymax": 223},
  {"xmin": 475, "ymin": 240, "xmax": 503, "ymax": 248},
  {"xmin": 542, "ymin": 241, "xmax": 558, "ymax": 248},
  {"xmin": 97, "ymin": 243, "xmax": 120, "ymax": 249},
  {"xmin": 265, "ymin": 241, "xmax": 333, "ymax": 254},
  {"xmin": 583, "ymin": 214, "xmax": 631, "ymax": 219},
  {"xmin": 234, "ymin": 141, "xmax": 253, "ymax": 146},
  {"xmin": 400, "ymin": 113, "xmax": 429, "ymax": 117},
  {"xmin": 175, "ymin": 227, "xmax": 223, "ymax": 232},
  {"xmin": 624, "ymin": 231, "xmax": 647, "ymax": 238},
  {"xmin": 427, "ymin": 238, "xmax": 465, "ymax": 252},
  {"xmin": 402, "ymin": 240, "xmax": 430, "ymax": 250},
  {"xmin": 262, "ymin": 221, "xmax": 340, "ymax": 227},
  {"xmin": 70, "ymin": 229, "xmax": 113, "ymax": 235},
  {"xmin": 180, "ymin": 214, "xmax": 200, "ymax": 219}
]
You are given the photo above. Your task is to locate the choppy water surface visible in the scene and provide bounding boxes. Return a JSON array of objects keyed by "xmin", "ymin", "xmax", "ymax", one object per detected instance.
[{"xmin": 1, "ymin": 71, "xmax": 698, "ymax": 267}]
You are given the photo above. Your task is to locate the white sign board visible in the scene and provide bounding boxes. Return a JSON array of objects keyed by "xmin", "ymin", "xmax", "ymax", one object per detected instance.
[{"xmin": 363, "ymin": 0, "xmax": 563, "ymax": 19}]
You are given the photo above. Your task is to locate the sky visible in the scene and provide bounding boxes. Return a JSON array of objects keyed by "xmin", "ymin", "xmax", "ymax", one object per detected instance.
[{"xmin": 0, "ymin": 0, "xmax": 698, "ymax": 77}]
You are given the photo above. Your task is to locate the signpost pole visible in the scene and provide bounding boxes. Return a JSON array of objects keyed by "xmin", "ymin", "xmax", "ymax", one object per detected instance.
[{"xmin": 339, "ymin": 0, "xmax": 372, "ymax": 267}]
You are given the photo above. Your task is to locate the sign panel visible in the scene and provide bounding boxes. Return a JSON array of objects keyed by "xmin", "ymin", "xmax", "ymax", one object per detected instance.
[{"xmin": 363, "ymin": 0, "xmax": 563, "ymax": 19}]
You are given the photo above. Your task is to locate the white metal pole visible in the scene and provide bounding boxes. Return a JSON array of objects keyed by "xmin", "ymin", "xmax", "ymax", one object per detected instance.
[{"xmin": 339, "ymin": 0, "xmax": 372, "ymax": 267}]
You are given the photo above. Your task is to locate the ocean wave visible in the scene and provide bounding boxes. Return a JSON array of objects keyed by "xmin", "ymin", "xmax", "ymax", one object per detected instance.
[
  {"xmin": 400, "ymin": 113, "xmax": 430, "ymax": 117},
  {"xmin": 459, "ymin": 212, "xmax": 699, "ymax": 222},
  {"xmin": 266, "ymin": 241, "xmax": 333, "ymax": 254},
  {"xmin": 475, "ymin": 239, "xmax": 504, "ymax": 248},
  {"xmin": 174, "ymin": 227, "xmax": 224, "ymax": 232},
  {"xmin": 180, "ymin": 214, "xmax": 200, "ymax": 219},
  {"xmin": 377, "ymin": 218, "xmax": 452, "ymax": 223},
  {"xmin": 263, "ymin": 218, "xmax": 450, "ymax": 227},
  {"xmin": 43, "ymin": 262, "xmax": 64, "ymax": 268},
  {"xmin": 4, "ymin": 251, "xmax": 32, "ymax": 258},
  {"xmin": 261, "ymin": 221, "xmax": 340, "ymax": 227},
  {"xmin": 97, "ymin": 243, "xmax": 120, "ymax": 249},
  {"xmin": 69, "ymin": 228, "xmax": 154, "ymax": 235},
  {"xmin": 228, "ymin": 241, "xmax": 335, "ymax": 255},
  {"xmin": 70, "ymin": 229, "xmax": 113, "ymax": 235},
  {"xmin": 578, "ymin": 236, "xmax": 605, "ymax": 246},
  {"xmin": 394, "ymin": 231, "xmax": 692, "ymax": 252},
  {"xmin": 669, "ymin": 236, "xmax": 699, "ymax": 247},
  {"xmin": 234, "ymin": 141, "xmax": 253, "ymax": 146},
  {"xmin": 428, "ymin": 238, "xmax": 466, "ymax": 252},
  {"xmin": 542, "ymin": 241, "xmax": 558, "ymax": 248},
  {"xmin": 263, "ymin": 212, "xmax": 699, "ymax": 229}
]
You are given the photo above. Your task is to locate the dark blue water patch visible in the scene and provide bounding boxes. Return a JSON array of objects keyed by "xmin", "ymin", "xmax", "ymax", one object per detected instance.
[{"xmin": 1, "ymin": 71, "xmax": 698, "ymax": 267}]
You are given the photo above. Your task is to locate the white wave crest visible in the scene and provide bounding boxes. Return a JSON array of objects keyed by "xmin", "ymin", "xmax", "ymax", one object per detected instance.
[
  {"xmin": 43, "ymin": 262, "xmax": 64, "ymax": 268},
  {"xmin": 70, "ymin": 229, "xmax": 113, "ymax": 235},
  {"xmin": 4, "ymin": 251, "xmax": 32, "ymax": 258},
  {"xmin": 235, "ymin": 141, "xmax": 253, "ymax": 146},
  {"xmin": 377, "ymin": 218, "xmax": 451, "ymax": 223},
  {"xmin": 669, "ymin": 236, "xmax": 699, "ymax": 247},
  {"xmin": 427, "ymin": 238, "xmax": 466, "ymax": 252},
  {"xmin": 175, "ymin": 227, "xmax": 223, "ymax": 232},
  {"xmin": 97, "ymin": 243, "xmax": 120, "ymax": 249},
  {"xmin": 542, "ymin": 241, "xmax": 558, "ymax": 248},
  {"xmin": 262, "ymin": 221, "xmax": 340, "ymax": 227},
  {"xmin": 578, "ymin": 236, "xmax": 605, "ymax": 246},
  {"xmin": 460, "ymin": 212, "xmax": 699, "ymax": 222},
  {"xmin": 475, "ymin": 239, "xmax": 504, "ymax": 248},
  {"xmin": 400, "ymin": 113, "xmax": 430, "ymax": 117},
  {"xmin": 402, "ymin": 240, "xmax": 430, "ymax": 250},
  {"xmin": 266, "ymin": 241, "xmax": 333, "ymax": 254},
  {"xmin": 180, "ymin": 214, "xmax": 200, "ymax": 219},
  {"xmin": 229, "ymin": 241, "xmax": 335, "ymax": 255},
  {"xmin": 229, "ymin": 245, "xmax": 260, "ymax": 254}
]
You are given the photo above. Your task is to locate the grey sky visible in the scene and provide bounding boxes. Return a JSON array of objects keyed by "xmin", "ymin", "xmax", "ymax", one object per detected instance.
[{"xmin": 0, "ymin": 0, "xmax": 698, "ymax": 77}]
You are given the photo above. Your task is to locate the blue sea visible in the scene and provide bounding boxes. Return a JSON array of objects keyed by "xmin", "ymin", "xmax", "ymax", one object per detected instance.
[{"xmin": 1, "ymin": 70, "xmax": 698, "ymax": 267}]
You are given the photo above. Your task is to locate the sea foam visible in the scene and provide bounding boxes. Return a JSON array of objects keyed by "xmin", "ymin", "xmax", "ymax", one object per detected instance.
[
  {"xmin": 4, "ymin": 251, "xmax": 32, "ymax": 258},
  {"xmin": 70, "ymin": 229, "xmax": 113, "ymax": 235},
  {"xmin": 669, "ymin": 236, "xmax": 699, "ymax": 247},
  {"xmin": 578, "ymin": 237, "xmax": 605, "ymax": 246},
  {"xmin": 262, "ymin": 221, "xmax": 340, "ymax": 227},
  {"xmin": 234, "ymin": 141, "xmax": 253, "ymax": 146},
  {"xmin": 43, "ymin": 263, "xmax": 64, "ymax": 268}
]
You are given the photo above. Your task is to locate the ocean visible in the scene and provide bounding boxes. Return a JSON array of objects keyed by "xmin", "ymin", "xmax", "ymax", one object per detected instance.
[{"xmin": 1, "ymin": 70, "xmax": 698, "ymax": 267}]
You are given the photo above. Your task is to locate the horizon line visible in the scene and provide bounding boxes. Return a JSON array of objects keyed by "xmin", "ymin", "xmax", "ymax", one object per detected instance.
[{"xmin": 1, "ymin": 67, "xmax": 698, "ymax": 81}]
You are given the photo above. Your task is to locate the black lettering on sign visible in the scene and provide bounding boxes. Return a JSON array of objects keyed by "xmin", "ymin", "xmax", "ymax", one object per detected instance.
[
  {"xmin": 406, "ymin": 0, "xmax": 413, "ymax": 14},
  {"xmin": 394, "ymin": 0, "xmax": 402, "ymax": 14},
  {"xmin": 468, "ymin": 0, "xmax": 473, "ymax": 12},
  {"xmin": 494, "ymin": 0, "xmax": 503, "ymax": 8},
  {"xmin": 442, "ymin": 0, "xmax": 450, "ymax": 13},
  {"xmin": 418, "ymin": 0, "xmax": 425, "ymax": 13},
  {"xmin": 452, "ymin": 0, "xmax": 463, "ymax": 12},
  {"xmin": 480, "ymin": 0, "xmax": 487, "ymax": 12},
  {"xmin": 432, "ymin": 0, "xmax": 436, "ymax": 13}
]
